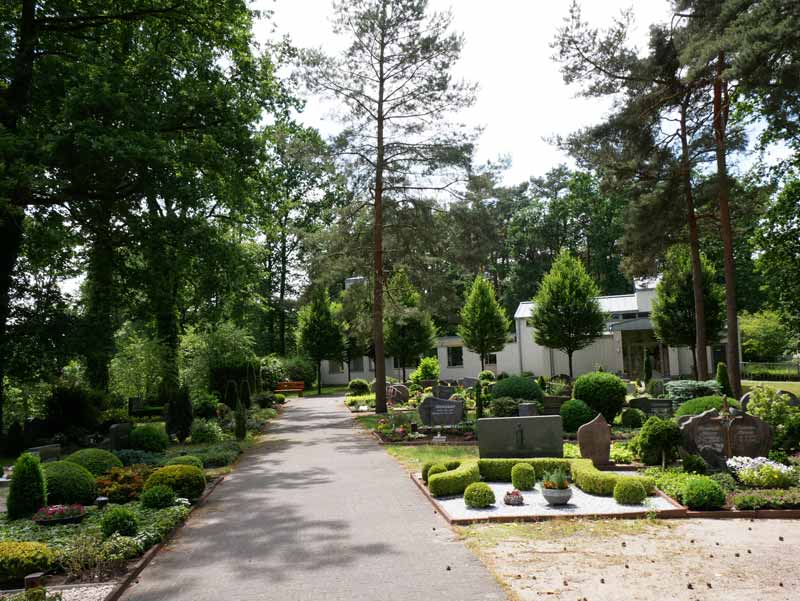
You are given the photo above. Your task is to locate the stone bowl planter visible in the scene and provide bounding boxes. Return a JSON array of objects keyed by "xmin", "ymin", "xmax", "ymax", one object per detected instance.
[
  {"xmin": 503, "ymin": 491, "xmax": 524, "ymax": 506},
  {"xmin": 542, "ymin": 486, "xmax": 573, "ymax": 506}
]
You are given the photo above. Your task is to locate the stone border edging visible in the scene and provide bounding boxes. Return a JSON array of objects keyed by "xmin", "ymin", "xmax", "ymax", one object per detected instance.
[{"xmin": 684, "ymin": 508, "xmax": 800, "ymax": 519}]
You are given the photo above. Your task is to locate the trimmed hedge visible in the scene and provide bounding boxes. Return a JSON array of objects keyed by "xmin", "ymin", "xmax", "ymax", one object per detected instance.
[
  {"xmin": 64, "ymin": 448, "xmax": 123, "ymax": 476},
  {"xmin": 427, "ymin": 462, "xmax": 481, "ymax": 497},
  {"xmin": 491, "ymin": 376, "xmax": 544, "ymax": 403},
  {"xmin": 6, "ymin": 453, "xmax": 47, "ymax": 520},
  {"xmin": 129, "ymin": 424, "xmax": 169, "ymax": 453},
  {"xmin": 43, "ymin": 461, "xmax": 97, "ymax": 505},
  {"xmin": 572, "ymin": 372, "xmax": 626, "ymax": 423},
  {"xmin": 101, "ymin": 506, "xmax": 139, "ymax": 538},
  {"xmin": 464, "ymin": 482, "xmax": 495, "ymax": 508},
  {"xmin": 478, "ymin": 458, "xmax": 572, "ymax": 482},
  {"xmin": 613, "ymin": 479, "xmax": 647, "ymax": 505},
  {"xmin": 560, "ymin": 398, "xmax": 596, "ymax": 432},
  {"xmin": 511, "ymin": 463, "xmax": 536, "ymax": 490},
  {"xmin": 0, "ymin": 541, "xmax": 55, "ymax": 584},
  {"xmin": 682, "ymin": 477, "xmax": 725, "ymax": 510},
  {"xmin": 165, "ymin": 455, "xmax": 204, "ymax": 470},
  {"xmin": 144, "ymin": 465, "xmax": 206, "ymax": 500},
  {"xmin": 427, "ymin": 464, "xmax": 447, "ymax": 479},
  {"xmin": 421, "ymin": 460, "xmax": 462, "ymax": 483},
  {"xmin": 140, "ymin": 484, "xmax": 177, "ymax": 509},
  {"xmin": 674, "ymin": 396, "xmax": 738, "ymax": 418}
]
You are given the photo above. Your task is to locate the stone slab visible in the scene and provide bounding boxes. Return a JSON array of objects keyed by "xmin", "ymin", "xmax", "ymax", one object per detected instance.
[
  {"xmin": 477, "ymin": 416, "xmax": 563, "ymax": 458},
  {"xmin": 577, "ymin": 414, "xmax": 611, "ymax": 466},
  {"xmin": 418, "ymin": 396, "xmax": 465, "ymax": 426},
  {"xmin": 518, "ymin": 403, "xmax": 539, "ymax": 417}
]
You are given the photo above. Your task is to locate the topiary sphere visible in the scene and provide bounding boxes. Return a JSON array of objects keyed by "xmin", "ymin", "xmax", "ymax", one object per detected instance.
[
  {"xmin": 140, "ymin": 484, "xmax": 177, "ymax": 510},
  {"xmin": 129, "ymin": 424, "xmax": 169, "ymax": 453},
  {"xmin": 511, "ymin": 463, "xmax": 536, "ymax": 491},
  {"xmin": 64, "ymin": 448, "xmax": 123, "ymax": 476},
  {"xmin": 613, "ymin": 478, "xmax": 647, "ymax": 505},
  {"xmin": 620, "ymin": 408, "xmax": 646, "ymax": 429},
  {"xmin": 6, "ymin": 453, "xmax": 47, "ymax": 520},
  {"xmin": 559, "ymin": 398, "xmax": 596, "ymax": 433},
  {"xmin": 144, "ymin": 465, "xmax": 206, "ymax": 500},
  {"xmin": 636, "ymin": 416, "xmax": 682, "ymax": 465},
  {"xmin": 101, "ymin": 506, "xmax": 139, "ymax": 538},
  {"xmin": 682, "ymin": 477, "xmax": 725, "ymax": 510},
  {"xmin": 164, "ymin": 455, "xmax": 204, "ymax": 470},
  {"xmin": 573, "ymin": 372, "xmax": 626, "ymax": 423},
  {"xmin": 43, "ymin": 461, "xmax": 97, "ymax": 505},
  {"xmin": 492, "ymin": 376, "xmax": 544, "ymax": 403},
  {"xmin": 464, "ymin": 482, "xmax": 496, "ymax": 509},
  {"xmin": 682, "ymin": 454, "xmax": 708, "ymax": 474},
  {"xmin": 348, "ymin": 379, "xmax": 370, "ymax": 395},
  {"xmin": 426, "ymin": 464, "xmax": 447, "ymax": 483}
]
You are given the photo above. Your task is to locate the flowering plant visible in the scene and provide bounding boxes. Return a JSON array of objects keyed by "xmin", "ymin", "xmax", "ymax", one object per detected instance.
[
  {"xmin": 726, "ymin": 456, "xmax": 788, "ymax": 475},
  {"xmin": 33, "ymin": 504, "xmax": 86, "ymax": 522},
  {"xmin": 737, "ymin": 464, "xmax": 797, "ymax": 489},
  {"xmin": 542, "ymin": 468, "xmax": 570, "ymax": 490}
]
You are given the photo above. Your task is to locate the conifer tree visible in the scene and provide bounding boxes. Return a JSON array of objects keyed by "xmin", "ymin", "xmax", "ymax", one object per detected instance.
[{"xmin": 458, "ymin": 276, "xmax": 511, "ymax": 371}]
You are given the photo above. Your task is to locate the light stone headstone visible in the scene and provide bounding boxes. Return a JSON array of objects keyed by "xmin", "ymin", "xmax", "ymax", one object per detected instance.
[
  {"xmin": 477, "ymin": 416, "xmax": 563, "ymax": 458},
  {"xmin": 577, "ymin": 413, "xmax": 611, "ymax": 466},
  {"xmin": 418, "ymin": 396, "xmax": 464, "ymax": 426}
]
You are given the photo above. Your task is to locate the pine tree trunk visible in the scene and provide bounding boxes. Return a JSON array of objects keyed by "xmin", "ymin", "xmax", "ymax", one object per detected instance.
[
  {"xmin": 713, "ymin": 52, "xmax": 742, "ymax": 398},
  {"xmin": 278, "ymin": 224, "xmax": 288, "ymax": 355}
]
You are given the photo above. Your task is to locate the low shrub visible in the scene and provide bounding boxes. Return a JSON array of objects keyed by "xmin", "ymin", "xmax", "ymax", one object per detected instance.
[
  {"xmin": 613, "ymin": 479, "xmax": 647, "ymax": 505},
  {"xmin": 682, "ymin": 454, "xmax": 708, "ymax": 474},
  {"xmin": 571, "ymin": 459, "xmax": 654, "ymax": 496},
  {"xmin": 165, "ymin": 455, "xmax": 204, "ymax": 470},
  {"xmin": 710, "ymin": 472, "xmax": 737, "ymax": 493},
  {"xmin": 192, "ymin": 391, "xmax": 219, "ymax": 419},
  {"xmin": 492, "ymin": 376, "xmax": 544, "ymax": 403},
  {"xmin": 64, "ymin": 448, "xmax": 123, "ymax": 476},
  {"xmin": 511, "ymin": 463, "xmax": 535, "ymax": 490},
  {"xmin": 573, "ymin": 372, "xmax": 626, "ymax": 423},
  {"xmin": 96, "ymin": 467, "xmax": 147, "ymax": 504},
  {"xmin": 478, "ymin": 458, "xmax": 573, "ymax": 482},
  {"xmin": 421, "ymin": 460, "xmax": 462, "ymax": 482},
  {"xmin": 478, "ymin": 370, "xmax": 496, "ymax": 382},
  {"xmin": 190, "ymin": 419, "xmax": 223, "ymax": 444},
  {"xmin": 410, "ymin": 356, "xmax": 439, "ymax": 385},
  {"xmin": 0, "ymin": 542, "xmax": 55, "ymax": 584},
  {"xmin": 634, "ymin": 416, "xmax": 682, "ymax": 465},
  {"xmin": 682, "ymin": 477, "xmax": 725, "ymax": 510},
  {"xmin": 674, "ymin": 396, "xmax": 738, "ymax": 418},
  {"xmin": 620, "ymin": 407, "xmax": 646, "ymax": 429},
  {"xmin": 737, "ymin": 464, "xmax": 797, "ymax": 489},
  {"xmin": 140, "ymin": 485, "xmax": 177, "ymax": 510},
  {"xmin": 144, "ymin": 465, "xmax": 206, "ymax": 500},
  {"xmin": 665, "ymin": 380, "xmax": 722, "ymax": 404},
  {"xmin": 560, "ymin": 398, "xmax": 596, "ymax": 433},
  {"xmin": 282, "ymin": 355, "xmax": 315, "ymax": 389},
  {"xmin": 463, "ymin": 482, "xmax": 495, "ymax": 508},
  {"xmin": 101, "ymin": 506, "xmax": 139, "ymax": 538},
  {"xmin": 490, "ymin": 396, "xmax": 520, "ymax": 417},
  {"xmin": 253, "ymin": 391, "xmax": 276, "ymax": 409},
  {"xmin": 348, "ymin": 379, "xmax": 370, "ymax": 396},
  {"xmin": 114, "ymin": 449, "xmax": 164, "ymax": 467},
  {"xmin": 43, "ymin": 461, "xmax": 96, "ymax": 505},
  {"xmin": 426, "ymin": 464, "xmax": 447, "ymax": 480},
  {"xmin": 129, "ymin": 424, "xmax": 169, "ymax": 453},
  {"xmin": 732, "ymin": 488, "xmax": 800, "ymax": 510},
  {"xmin": 427, "ymin": 462, "xmax": 481, "ymax": 497},
  {"xmin": 6, "ymin": 453, "xmax": 47, "ymax": 520},
  {"xmin": 195, "ymin": 442, "xmax": 241, "ymax": 468}
]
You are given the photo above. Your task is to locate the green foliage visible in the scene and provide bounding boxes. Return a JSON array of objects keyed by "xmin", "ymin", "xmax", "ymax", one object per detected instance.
[
  {"xmin": 348, "ymin": 379, "xmax": 370, "ymax": 396},
  {"xmin": 492, "ymin": 376, "xmax": 544, "ymax": 403},
  {"xmin": 411, "ymin": 357, "xmax": 440, "ymax": 385},
  {"xmin": 682, "ymin": 478, "xmax": 725, "ymax": 511},
  {"xmin": 296, "ymin": 288, "xmax": 345, "ymax": 393},
  {"xmin": 733, "ymin": 489, "xmax": 800, "ymax": 510},
  {"xmin": 165, "ymin": 386, "xmax": 193, "ymax": 444},
  {"xmin": 737, "ymin": 465, "xmax": 797, "ymax": 489},
  {"xmin": 474, "ymin": 381, "xmax": 484, "ymax": 420},
  {"xmin": 101, "ymin": 507, "xmax": 139, "ymax": 538},
  {"xmin": 43, "ymin": 461, "xmax": 96, "ymax": 505},
  {"xmin": 463, "ymin": 482, "xmax": 495, "ymax": 508},
  {"xmin": 613, "ymin": 479, "xmax": 646, "ymax": 505},
  {"xmin": 478, "ymin": 370, "xmax": 496, "ymax": 382},
  {"xmin": 709, "ymin": 472, "xmax": 737, "ymax": 493},
  {"xmin": 234, "ymin": 395, "xmax": 247, "ymax": 441},
  {"xmin": 665, "ymin": 380, "xmax": 722, "ymax": 404},
  {"xmin": 45, "ymin": 385, "xmax": 105, "ymax": 434},
  {"xmin": 0, "ymin": 542, "xmax": 55, "ymax": 585},
  {"xmin": 282, "ymin": 356, "xmax": 316, "ymax": 389},
  {"xmin": 529, "ymin": 250, "xmax": 606, "ymax": 377},
  {"xmin": 643, "ymin": 353, "xmax": 653, "ymax": 384},
  {"xmin": 490, "ymin": 396, "xmax": 520, "ymax": 417},
  {"xmin": 96, "ymin": 467, "xmax": 147, "ymax": 505},
  {"xmin": 715, "ymin": 362, "xmax": 732, "ymax": 397},
  {"xmin": 109, "ymin": 323, "xmax": 163, "ymax": 402},
  {"xmin": 140, "ymin": 485, "xmax": 177, "ymax": 510},
  {"xmin": 572, "ymin": 372, "xmax": 626, "ymax": 423},
  {"xmin": 259, "ymin": 355, "xmax": 288, "ymax": 391},
  {"xmin": 427, "ymin": 464, "xmax": 447, "ymax": 480},
  {"xmin": 144, "ymin": 465, "xmax": 206, "ymax": 500},
  {"xmin": 7, "ymin": 454, "xmax": 47, "ymax": 520},
  {"xmin": 682, "ymin": 454, "xmax": 707, "ymax": 474},
  {"xmin": 511, "ymin": 463, "xmax": 536, "ymax": 490},
  {"xmin": 458, "ymin": 275, "xmax": 511, "ymax": 368},
  {"xmin": 478, "ymin": 458, "xmax": 573, "ymax": 482},
  {"xmin": 164, "ymin": 455, "xmax": 204, "ymax": 470},
  {"xmin": 385, "ymin": 270, "xmax": 437, "ymax": 376},
  {"xmin": 64, "ymin": 448, "xmax": 123, "ymax": 476},
  {"xmin": 129, "ymin": 425, "xmax": 169, "ymax": 453},
  {"xmin": 427, "ymin": 462, "xmax": 481, "ymax": 497},
  {"xmin": 560, "ymin": 398, "xmax": 596, "ymax": 432},
  {"xmin": 113, "ymin": 450, "xmax": 163, "ymax": 467},
  {"xmin": 192, "ymin": 442, "xmax": 241, "ymax": 468},
  {"xmin": 620, "ymin": 407, "xmax": 645, "ymax": 428},
  {"xmin": 191, "ymin": 391, "xmax": 219, "ymax": 419},
  {"xmin": 190, "ymin": 419, "xmax": 223, "ymax": 444},
  {"xmin": 635, "ymin": 416, "xmax": 682, "ymax": 466},
  {"xmin": 674, "ymin": 396, "xmax": 735, "ymax": 418},
  {"xmin": 747, "ymin": 386, "xmax": 800, "ymax": 450}
]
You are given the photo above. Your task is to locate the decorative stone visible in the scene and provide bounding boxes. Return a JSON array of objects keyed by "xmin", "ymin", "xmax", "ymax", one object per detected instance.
[
  {"xmin": 477, "ymin": 416, "xmax": 563, "ymax": 458},
  {"xmin": 433, "ymin": 384, "xmax": 457, "ymax": 399},
  {"xmin": 542, "ymin": 395, "xmax": 569, "ymax": 416},
  {"xmin": 24, "ymin": 572, "xmax": 45, "ymax": 590},
  {"xmin": 518, "ymin": 403, "xmax": 539, "ymax": 417},
  {"xmin": 729, "ymin": 413, "xmax": 772, "ymax": 457},
  {"xmin": 109, "ymin": 423, "xmax": 133, "ymax": 450},
  {"xmin": 25, "ymin": 444, "xmax": 61, "ymax": 463},
  {"xmin": 418, "ymin": 397, "xmax": 465, "ymax": 426},
  {"xmin": 577, "ymin": 414, "xmax": 611, "ymax": 467},
  {"xmin": 387, "ymin": 384, "xmax": 410, "ymax": 403},
  {"xmin": 503, "ymin": 490, "xmax": 524, "ymax": 506}
]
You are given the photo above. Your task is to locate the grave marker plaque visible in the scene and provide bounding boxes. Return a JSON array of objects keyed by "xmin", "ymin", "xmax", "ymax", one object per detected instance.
[
  {"xmin": 730, "ymin": 413, "xmax": 771, "ymax": 457},
  {"xmin": 477, "ymin": 416, "xmax": 563, "ymax": 458},
  {"xmin": 418, "ymin": 397, "xmax": 464, "ymax": 426}
]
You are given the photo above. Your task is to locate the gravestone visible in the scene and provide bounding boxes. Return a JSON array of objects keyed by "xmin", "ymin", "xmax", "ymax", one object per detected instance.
[
  {"xmin": 680, "ymin": 408, "xmax": 770, "ymax": 469},
  {"xmin": 418, "ymin": 397, "xmax": 465, "ymax": 426},
  {"xmin": 542, "ymin": 396, "xmax": 569, "ymax": 416},
  {"xmin": 577, "ymin": 414, "xmax": 611, "ymax": 466},
  {"xmin": 462, "ymin": 377, "xmax": 479, "ymax": 389},
  {"xmin": 730, "ymin": 413, "xmax": 772, "ymax": 457},
  {"xmin": 109, "ymin": 423, "xmax": 133, "ymax": 450},
  {"xmin": 387, "ymin": 384, "xmax": 410, "ymax": 404},
  {"xmin": 420, "ymin": 379, "xmax": 438, "ymax": 389},
  {"xmin": 128, "ymin": 397, "xmax": 144, "ymax": 415},
  {"xmin": 680, "ymin": 410, "xmax": 726, "ymax": 469},
  {"xmin": 518, "ymin": 403, "xmax": 540, "ymax": 417},
  {"xmin": 630, "ymin": 397, "xmax": 673, "ymax": 418},
  {"xmin": 432, "ymin": 385, "xmax": 457, "ymax": 399},
  {"xmin": 26, "ymin": 444, "xmax": 61, "ymax": 463},
  {"xmin": 739, "ymin": 392, "xmax": 752, "ymax": 412},
  {"xmin": 626, "ymin": 382, "xmax": 637, "ymax": 395},
  {"xmin": 477, "ymin": 416, "xmax": 563, "ymax": 458}
]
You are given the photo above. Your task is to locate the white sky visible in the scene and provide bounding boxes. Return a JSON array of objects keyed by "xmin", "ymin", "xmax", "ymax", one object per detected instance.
[{"xmin": 253, "ymin": 0, "xmax": 674, "ymax": 184}]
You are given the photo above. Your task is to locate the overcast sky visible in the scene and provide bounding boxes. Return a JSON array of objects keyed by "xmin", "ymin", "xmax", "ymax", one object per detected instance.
[{"xmin": 253, "ymin": 0, "xmax": 673, "ymax": 184}]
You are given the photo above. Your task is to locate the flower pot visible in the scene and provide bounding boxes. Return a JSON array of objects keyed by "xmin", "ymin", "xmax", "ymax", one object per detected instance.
[
  {"xmin": 542, "ymin": 487, "xmax": 573, "ymax": 506},
  {"xmin": 504, "ymin": 492, "xmax": 524, "ymax": 506}
]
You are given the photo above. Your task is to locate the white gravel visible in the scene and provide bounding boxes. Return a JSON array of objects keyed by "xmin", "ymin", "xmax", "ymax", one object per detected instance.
[
  {"xmin": 58, "ymin": 584, "xmax": 117, "ymax": 601},
  {"xmin": 435, "ymin": 481, "xmax": 677, "ymax": 521}
]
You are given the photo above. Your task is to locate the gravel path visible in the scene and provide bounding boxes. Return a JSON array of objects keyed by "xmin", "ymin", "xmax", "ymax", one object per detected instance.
[{"xmin": 120, "ymin": 396, "xmax": 505, "ymax": 601}]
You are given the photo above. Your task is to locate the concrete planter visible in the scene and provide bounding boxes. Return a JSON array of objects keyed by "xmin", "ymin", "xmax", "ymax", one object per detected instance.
[{"xmin": 542, "ymin": 487, "xmax": 573, "ymax": 506}]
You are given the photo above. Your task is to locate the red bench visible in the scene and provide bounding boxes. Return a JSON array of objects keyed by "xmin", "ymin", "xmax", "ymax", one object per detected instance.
[{"xmin": 276, "ymin": 381, "xmax": 305, "ymax": 397}]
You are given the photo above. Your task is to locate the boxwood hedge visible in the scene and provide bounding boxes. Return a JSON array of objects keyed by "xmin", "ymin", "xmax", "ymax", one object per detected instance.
[{"xmin": 427, "ymin": 462, "xmax": 481, "ymax": 497}]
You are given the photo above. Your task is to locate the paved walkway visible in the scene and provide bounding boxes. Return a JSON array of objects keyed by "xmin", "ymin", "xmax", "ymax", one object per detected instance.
[{"xmin": 121, "ymin": 396, "xmax": 505, "ymax": 601}]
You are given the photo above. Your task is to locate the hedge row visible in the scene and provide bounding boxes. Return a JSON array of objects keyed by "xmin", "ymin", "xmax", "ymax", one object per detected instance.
[
  {"xmin": 427, "ymin": 462, "xmax": 481, "ymax": 497},
  {"xmin": 477, "ymin": 458, "xmax": 572, "ymax": 482}
]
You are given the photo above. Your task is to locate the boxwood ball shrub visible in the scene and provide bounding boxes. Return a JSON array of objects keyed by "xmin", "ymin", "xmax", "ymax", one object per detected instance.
[
  {"xmin": 140, "ymin": 484, "xmax": 177, "ymax": 510},
  {"xmin": 348, "ymin": 379, "xmax": 370, "ymax": 396},
  {"xmin": 620, "ymin": 407, "xmax": 646, "ymax": 429},
  {"xmin": 190, "ymin": 418, "xmax": 223, "ymax": 444},
  {"xmin": 613, "ymin": 478, "xmax": 647, "ymax": 505},
  {"xmin": 6, "ymin": 453, "xmax": 47, "ymax": 520},
  {"xmin": 560, "ymin": 399, "xmax": 596, "ymax": 433},
  {"xmin": 43, "ymin": 461, "xmax": 97, "ymax": 505},
  {"xmin": 635, "ymin": 416, "xmax": 682, "ymax": 465},
  {"xmin": 144, "ymin": 465, "xmax": 206, "ymax": 500},
  {"xmin": 674, "ymin": 396, "xmax": 736, "ymax": 418},
  {"xmin": 64, "ymin": 448, "xmax": 123, "ymax": 476},
  {"xmin": 682, "ymin": 476, "xmax": 725, "ymax": 510},
  {"xmin": 572, "ymin": 372, "xmax": 626, "ymax": 423},
  {"xmin": 428, "ymin": 462, "xmax": 481, "ymax": 497},
  {"xmin": 129, "ymin": 424, "xmax": 169, "ymax": 453},
  {"xmin": 463, "ymin": 482, "xmax": 495, "ymax": 508},
  {"xmin": 165, "ymin": 455, "xmax": 204, "ymax": 470},
  {"xmin": 511, "ymin": 463, "xmax": 536, "ymax": 490},
  {"xmin": 492, "ymin": 376, "xmax": 544, "ymax": 404},
  {"xmin": 478, "ymin": 370, "xmax": 496, "ymax": 382},
  {"xmin": 101, "ymin": 506, "xmax": 139, "ymax": 538},
  {"xmin": 0, "ymin": 542, "xmax": 55, "ymax": 584},
  {"xmin": 682, "ymin": 454, "xmax": 707, "ymax": 474}
]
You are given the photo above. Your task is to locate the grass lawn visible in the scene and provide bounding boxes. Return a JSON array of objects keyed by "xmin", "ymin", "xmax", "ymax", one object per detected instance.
[
  {"xmin": 743, "ymin": 380, "xmax": 800, "ymax": 396},
  {"xmin": 384, "ymin": 444, "xmax": 478, "ymax": 471},
  {"xmin": 304, "ymin": 385, "xmax": 349, "ymax": 397}
]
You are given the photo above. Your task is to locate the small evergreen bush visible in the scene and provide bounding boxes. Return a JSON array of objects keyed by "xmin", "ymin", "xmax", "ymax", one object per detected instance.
[
  {"xmin": 478, "ymin": 370, "xmax": 495, "ymax": 382},
  {"xmin": 144, "ymin": 465, "xmax": 206, "ymax": 499},
  {"xmin": 6, "ymin": 453, "xmax": 47, "ymax": 520},
  {"xmin": 620, "ymin": 407, "xmax": 646, "ymax": 429},
  {"xmin": 192, "ymin": 391, "xmax": 219, "ymax": 419},
  {"xmin": 165, "ymin": 455, "xmax": 204, "ymax": 470},
  {"xmin": 426, "ymin": 464, "xmax": 447, "ymax": 480},
  {"xmin": 113, "ymin": 449, "xmax": 163, "ymax": 466},
  {"xmin": 101, "ymin": 506, "xmax": 139, "ymax": 538},
  {"xmin": 282, "ymin": 356, "xmax": 315, "ymax": 389},
  {"xmin": 410, "ymin": 356, "xmax": 439, "ymax": 385},
  {"xmin": 490, "ymin": 396, "xmax": 520, "ymax": 417},
  {"xmin": 129, "ymin": 424, "xmax": 169, "ymax": 453},
  {"xmin": 511, "ymin": 463, "xmax": 535, "ymax": 490},
  {"xmin": 348, "ymin": 379, "xmax": 370, "ymax": 395},
  {"xmin": 64, "ymin": 448, "xmax": 123, "ymax": 476},
  {"xmin": 140, "ymin": 485, "xmax": 177, "ymax": 510},
  {"xmin": 613, "ymin": 478, "xmax": 646, "ymax": 505},
  {"xmin": 492, "ymin": 376, "xmax": 544, "ymax": 403},
  {"xmin": 665, "ymin": 380, "xmax": 722, "ymax": 404},
  {"xmin": 716, "ymin": 362, "xmax": 732, "ymax": 397},
  {"xmin": 682, "ymin": 454, "xmax": 707, "ymax": 474},
  {"xmin": 234, "ymin": 396, "xmax": 247, "ymax": 441},
  {"xmin": 0, "ymin": 542, "xmax": 55, "ymax": 584},
  {"xmin": 427, "ymin": 462, "xmax": 481, "ymax": 497},
  {"xmin": 573, "ymin": 372, "xmax": 626, "ymax": 423},
  {"xmin": 682, "ymin": 477, "xmax": 725, "ymax": 510},
  {"xmin": 634, "ymin": 416, "xmax": 682, "ymax": 465},
  {"xmin": 43, "ymin": 461, "xmax": 96, "ymax": 505},
  {"xmin": 463, "ymin": 482, "xmax": 495, "ymax": 508},
  {"xmin": 190, "ymin": 418, "xmax": 223, "ymax": 444},
  {"xmin": 560, "ymin": 398, "xmax": 596, "ymax": 432}
]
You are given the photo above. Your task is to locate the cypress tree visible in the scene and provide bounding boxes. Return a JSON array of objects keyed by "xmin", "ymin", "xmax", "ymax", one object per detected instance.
[
  {"xmin": 716, "ymin": 362, "xmax": 732, "ymax": 398},
  {"xmin": 166, "ymin": 386, "xmax": 193, "ymax": 444},
  {"xmin": 7, "ymin": 453, "xmax": 47, "ymax": 520},
  {"xmin": 458, "ymin": 275, "xmax": 511, "ymax": 371},
  {"xmin": 474, "ymin": 381, "xmax": 484, "ymax": 420}
]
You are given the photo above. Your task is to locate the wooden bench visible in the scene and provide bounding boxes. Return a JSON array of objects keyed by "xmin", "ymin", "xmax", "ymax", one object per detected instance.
[{"xmin": 276, "ymin": 381, "xmax": 305, "ymax": 397}]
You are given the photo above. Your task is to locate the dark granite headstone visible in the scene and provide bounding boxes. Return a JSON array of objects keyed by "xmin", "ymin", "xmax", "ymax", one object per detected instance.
[
  {"xmin": 739, "ymin": 392, "xmax": 752, "ymax": 412},
  {"xmin": 630, "ymin": 397, "xmax": 673, "ymax": 417},
  {"xmin": 420, "ymin": 379, "xmax": 438, "ymax": 389},
  {"xmin": 432, "ymin": 385, "xmax": 457, "ymax": 399},
  {"xmin": 26, "ymin": 444, "xmax": 61, "ymax": 462},
  {"xmin": 680, "ymin": 410, "xmax": 726, "ymax": 468},
  {"xmin": 577, "ymin": 414, "xmax": 611, "ymax": 466},
  {"xmin": 477, "ymin": 416, "xmax": 563, "ymax": 458},
  {"xmin": 462, "ymin": 377, "xmax": 479, "ymax": 389},
  {"xmin": 128, "ymin": 397, "xmax": 144, "ymax": 414},
  {"xmin": 518, "ymin": 403, "xmax": 539, "ymax": 416},
  {"xmin": 418, "ymin": 396, "xmax": 465, "ymax": 426},
  {"xmin": 109, "ymin": 423, "xmax": 133, "ymax": 450},
  {"xmin": 730, "ymin": 413, "xmax": 772, "ymax": 457},
  {"xmin": 542, "ymin": 396, "xmax": 569, "ymax": 416}
]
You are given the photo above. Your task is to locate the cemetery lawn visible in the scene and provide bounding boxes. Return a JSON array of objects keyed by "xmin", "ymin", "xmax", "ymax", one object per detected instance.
[
  {"xmin": 457, "ymin": 518, "xmax": 800, "ymax": 601},
  {"xmin": 743, "ymin": 380, "xmax": 800, "ymax": 396},
  {"xmin": 385, "ymin": 444, "xmax": 478, "ymax": 471}
]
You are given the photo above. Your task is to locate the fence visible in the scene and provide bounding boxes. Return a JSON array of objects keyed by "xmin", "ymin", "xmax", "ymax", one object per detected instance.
[{"xmin": 741, "ymin": 361, "xmax": 800, "ymax": 381}]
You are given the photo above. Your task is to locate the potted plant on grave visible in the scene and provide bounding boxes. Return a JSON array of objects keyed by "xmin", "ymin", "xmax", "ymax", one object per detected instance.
[
  {"xmin": 503, "ymin": 489, "xmax": 524, "ymax": 506},
  {"xmin": 33, "ymin": 504, "xmax": 86, "ymax": 526},
  {"xmin": 541, "ymin": 468, "xmax": 573, "ymax": 506}
]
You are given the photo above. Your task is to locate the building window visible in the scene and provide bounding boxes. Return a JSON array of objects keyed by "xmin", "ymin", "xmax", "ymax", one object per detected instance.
[
  {"xmin": 486, "ymin": 353, "xmax": 497, "ymax": 366},
  {"xmin": 328, "ymin": 360, "xmax": 344, "ymax": 374},
  {"xmin": 351, "ymin": 356, "xmax": 364, "ymax": 372},
  {"xmin": 447, "ymin": 346, "xmax": 463, "ymax": 368}
]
